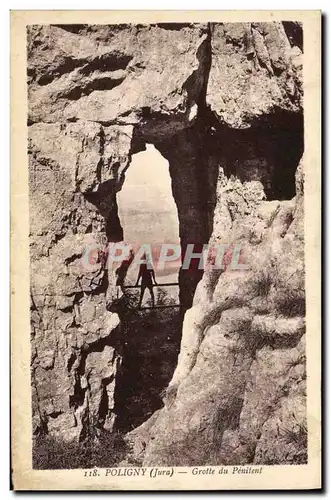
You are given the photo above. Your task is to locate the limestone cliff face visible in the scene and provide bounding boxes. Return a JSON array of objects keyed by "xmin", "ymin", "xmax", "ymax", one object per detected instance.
[
  {"xmin": 127, "ymin": 160, "xmax": 305, "ymax": 466},
  {"xmin": 28, "ymin": 22, "xmax": 305, "ymax": 464}
]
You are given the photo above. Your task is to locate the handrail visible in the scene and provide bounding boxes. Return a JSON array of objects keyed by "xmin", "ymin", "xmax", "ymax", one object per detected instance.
[
  {"xmin": 123, "ymin": 283, "xmax": 179, "ymax": 288},
  {"xmin": 137, "ymin": 304, "xmax": 182, "ymax": 310}
]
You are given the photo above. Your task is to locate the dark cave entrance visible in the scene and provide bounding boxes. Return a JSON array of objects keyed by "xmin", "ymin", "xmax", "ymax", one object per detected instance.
[{"xmin": 208, "ymin": 110, "xmax": 304, "ymax": 202}]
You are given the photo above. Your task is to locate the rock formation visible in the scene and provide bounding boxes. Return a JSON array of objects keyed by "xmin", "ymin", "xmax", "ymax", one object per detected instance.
[{"xmin": 28, "ymin": 22, "xmax": 305, "ymax": 466}]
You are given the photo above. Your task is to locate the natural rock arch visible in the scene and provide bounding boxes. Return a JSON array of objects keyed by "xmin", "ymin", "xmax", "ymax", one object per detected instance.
[{"xmin": 28, "ymin": 22, "xmax": 305, "ymax": 467}]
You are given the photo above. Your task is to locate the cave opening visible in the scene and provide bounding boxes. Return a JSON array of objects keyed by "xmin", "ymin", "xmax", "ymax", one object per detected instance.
[
  {"xmin": 209, "ymin": 111, "xmax": 304, "ymax": 202},
  {"xmin": 113, "ymin": 143, "xmax": 184, "ymax": 433},
  {"xmin": 117, "ymin": 143, "xmax": 181, "ymax": 292}
]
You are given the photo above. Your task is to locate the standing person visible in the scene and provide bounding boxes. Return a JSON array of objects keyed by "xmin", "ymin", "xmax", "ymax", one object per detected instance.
[
  {"xmin": 115, "ymin": 249, "xmax": 134, "ymax": 299},
  {"xmin": 136, "ymin": 255, "xmax": 158, "ymax": 308}
]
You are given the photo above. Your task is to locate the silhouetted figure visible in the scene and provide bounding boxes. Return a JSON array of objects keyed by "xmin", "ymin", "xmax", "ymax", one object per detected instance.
[
  {"xmin": 136, "ymin": 257, "xmax": 157, "ymax": 308},
  {"xmin": 115, "ymin": 249, "xmax": 134, "ymax": 299}
]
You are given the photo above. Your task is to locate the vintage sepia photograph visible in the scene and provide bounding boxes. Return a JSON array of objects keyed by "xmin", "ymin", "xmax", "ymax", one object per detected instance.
[{"xmin": 11, "ymin": 10, "xmax": 321, "ymax": 490}]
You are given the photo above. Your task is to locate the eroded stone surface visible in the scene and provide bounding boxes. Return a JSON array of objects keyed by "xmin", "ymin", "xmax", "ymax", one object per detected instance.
[
  {"xmin": 207, "ymin": 22, "xmax": 303, "ymax": 128},
  {"xmin": 28, "ymin": 22, "xmax": 305, "ymax": 463},
  {"xmin": 129, "ymin": 158, "xmax": 306, "ymax": 466}
]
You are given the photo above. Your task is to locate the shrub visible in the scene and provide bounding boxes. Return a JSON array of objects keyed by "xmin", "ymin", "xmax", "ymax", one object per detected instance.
[{"xmin": 33, "ymin": 431, "xmax": 128, "ymax": 470}]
